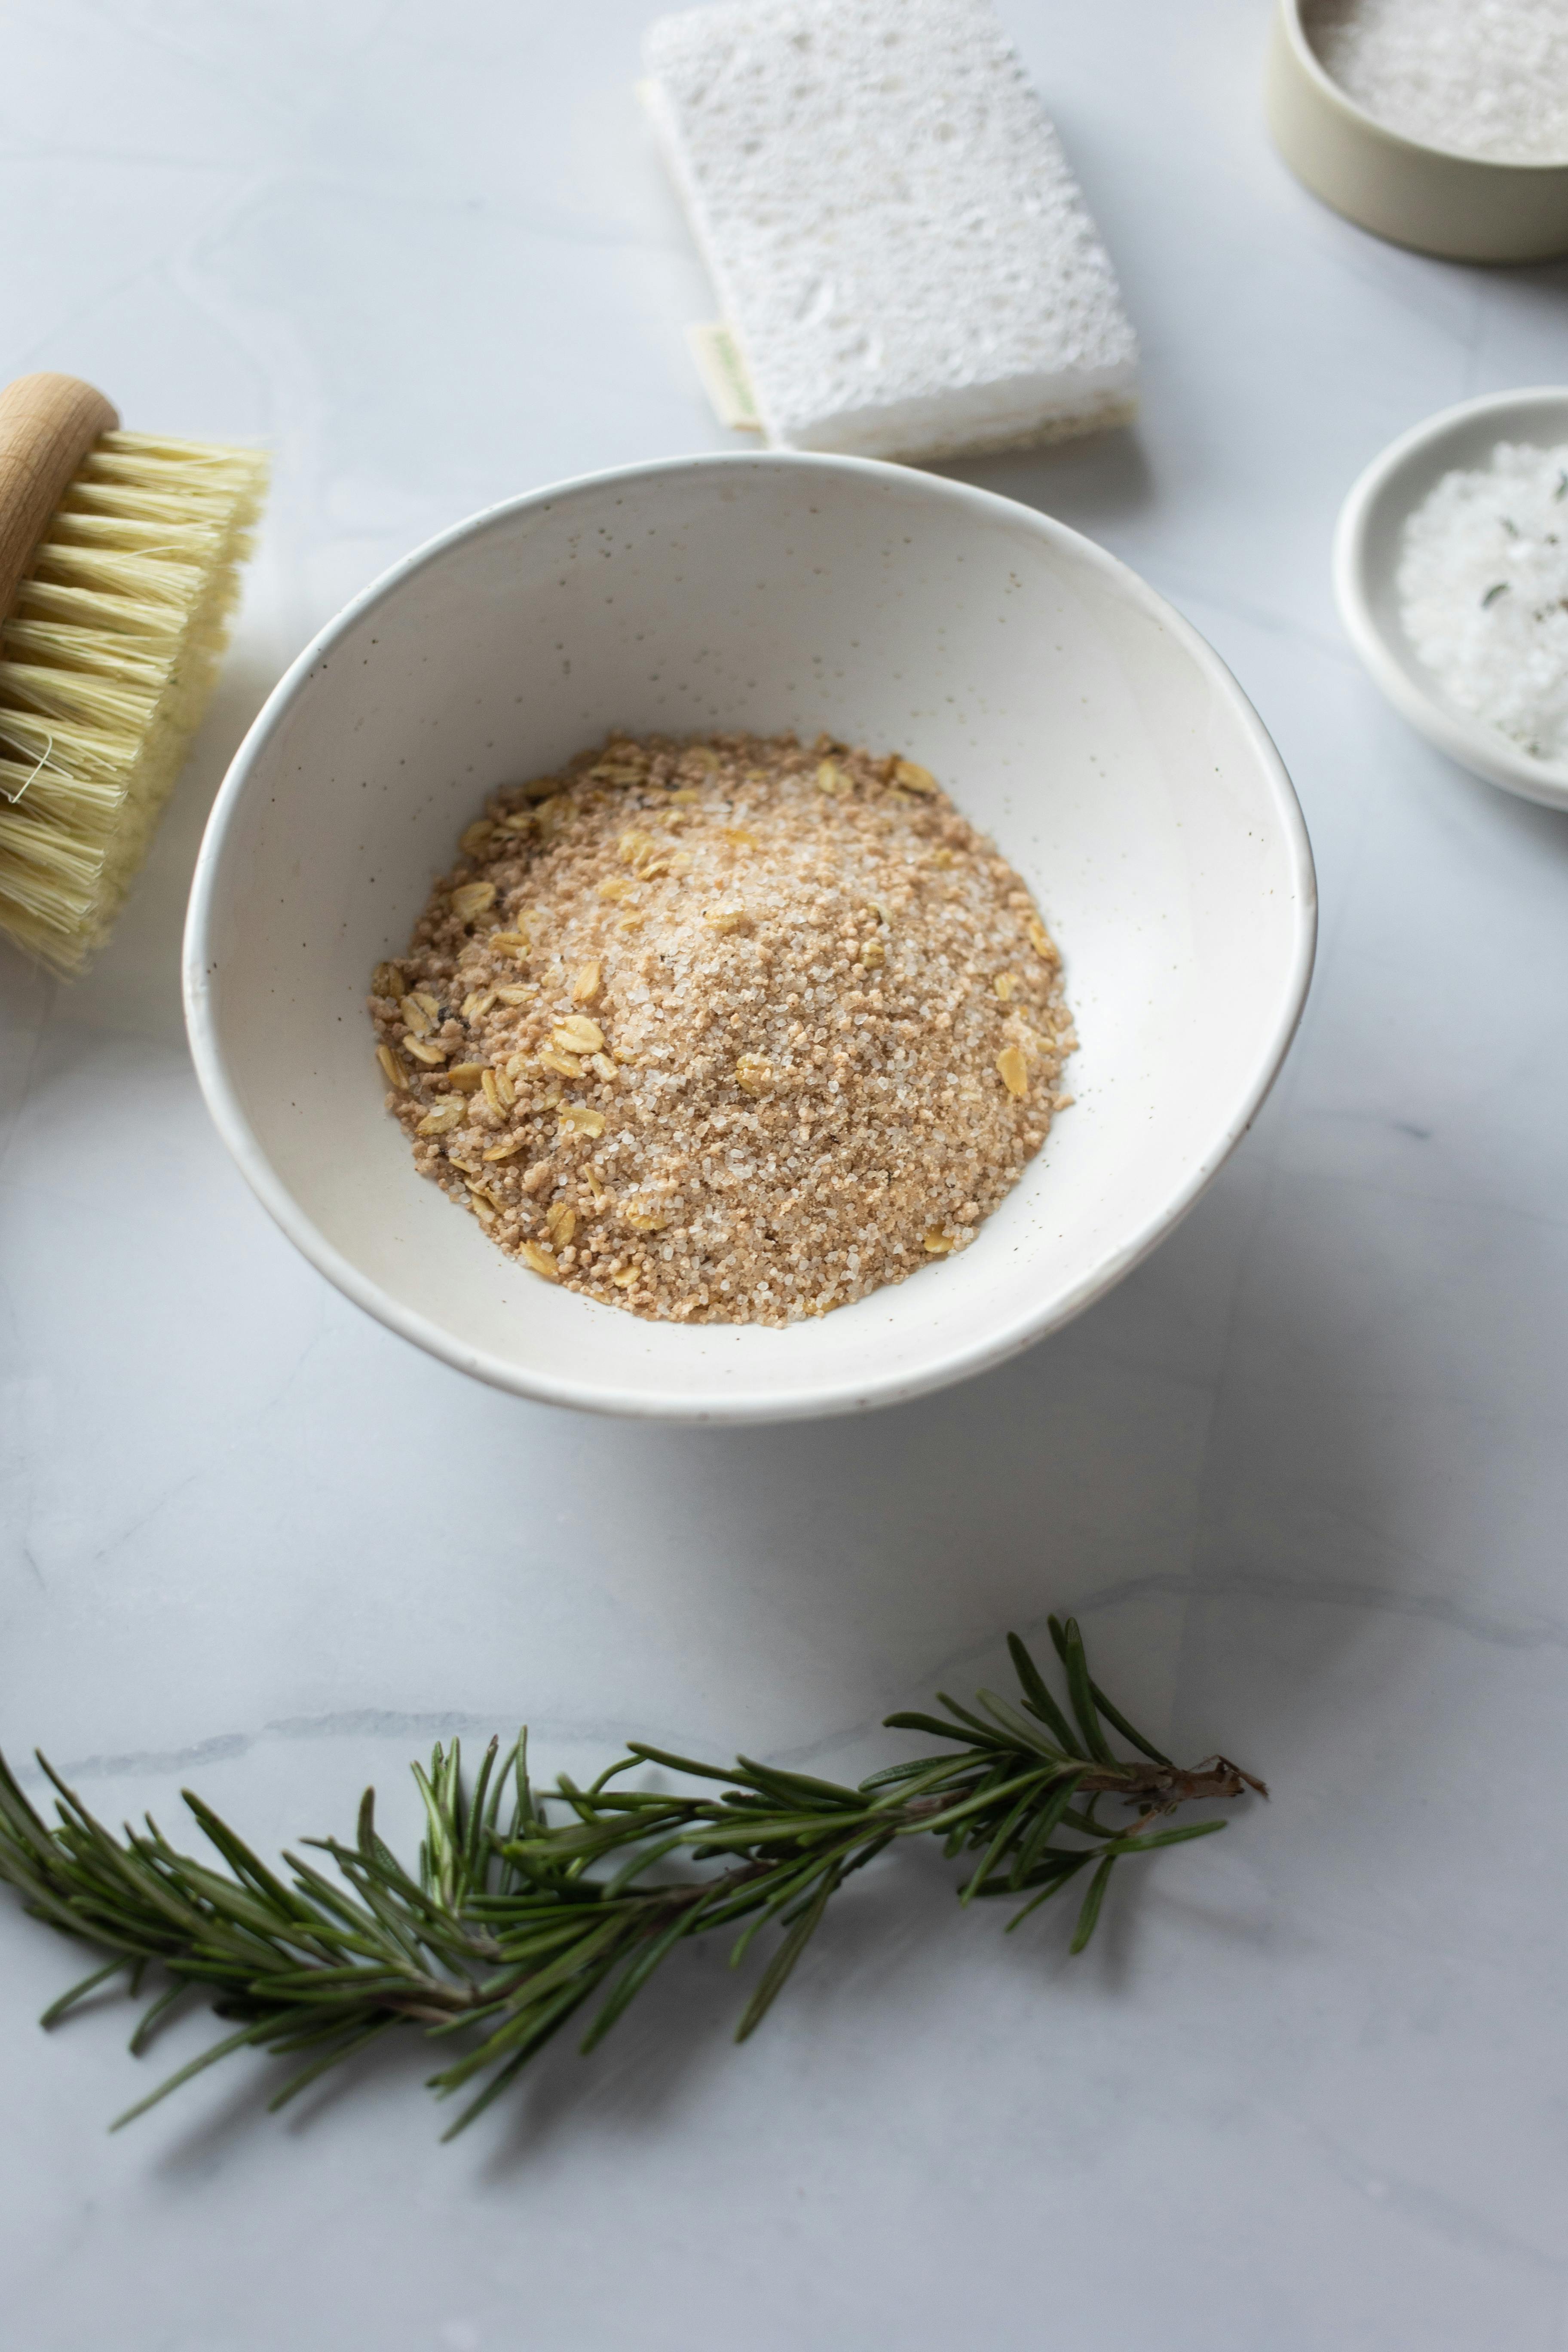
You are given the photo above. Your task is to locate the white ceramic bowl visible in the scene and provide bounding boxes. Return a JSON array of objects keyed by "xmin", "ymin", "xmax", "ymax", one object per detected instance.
[
  {"xmin": 1334, "ymin": 388, "xmax": 1568, "ymax": 812},
  {"xmin": 184, "ymin": 454, "xmax": 1316, "ymax": 1424}
]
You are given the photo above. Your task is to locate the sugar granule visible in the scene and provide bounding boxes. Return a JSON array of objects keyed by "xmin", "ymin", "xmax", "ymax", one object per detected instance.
[
  {"xmin": 1398, "ymin": 441, "xmax": 1568, "ymax": 766},
  {"xmin": 368, "ymin": 733, "xmax": 1077, "ymax": 1325}
]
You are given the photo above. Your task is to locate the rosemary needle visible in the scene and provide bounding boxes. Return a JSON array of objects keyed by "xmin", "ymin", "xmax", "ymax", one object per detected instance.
[{"xmin": 0, "ymin": 1618, "xmax": 1264, "ymax": 2140}]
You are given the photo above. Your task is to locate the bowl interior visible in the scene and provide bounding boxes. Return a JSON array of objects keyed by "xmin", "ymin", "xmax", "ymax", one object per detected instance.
[
  {"xmin": 1338, "ymin": 389, "xmax": 1568, "ymax": 804},
  {"xmin": 187, "ymin": 456, "xmax": 1314, "ymax": 1420}
]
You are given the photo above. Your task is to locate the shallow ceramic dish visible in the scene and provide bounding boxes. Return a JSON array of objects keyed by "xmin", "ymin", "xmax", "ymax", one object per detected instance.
[
  {"xmin": 1334, "ymin": 387, "xmax": 1568, "ymax": 812},
  {"xmin": 1266, "ymin": 0, "xmax": 1568, "ymax": 263},
  {"xmin": 184, "ymin": 453, "xmax": 1316, "ymax": 1424}
]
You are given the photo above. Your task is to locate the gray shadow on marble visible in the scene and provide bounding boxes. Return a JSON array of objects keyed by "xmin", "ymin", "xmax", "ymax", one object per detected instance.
[
  {"xmin": 134, "ymin": 1823, "xmax": 1141, "ymax": 2178},
  {"xmin": 145, "ymin": 2023, "xmax": 441, "ymax": 2180},
  {"xmin": 511, "ymin": 1211, "xmax": 1268, "ymax": 1763},
  {"xmin": 474, "ymin": 1795, "xmax": 1170, "ymax": 2176},
  {"xmin": 934, "ymin": 420, "xmax": 1157, "ymax": 538},
  {"xmin": 1488, "ymin": 256, "xmax": 1568, "ymax": 307},
  {"xmin": 1422, "ymin": 744, "xmax": 1568, "ymax": 852},
  {"xmin": 477, "ymin": 1871, "xmax": 990, "ymax": 2177},
  {"xmin": 43, "ymin": 648, "xmax": 282, "ymax": 1054},
  {"xmin": 0, "ymin": 646, "xmax": 279, "ymax": 1173}
]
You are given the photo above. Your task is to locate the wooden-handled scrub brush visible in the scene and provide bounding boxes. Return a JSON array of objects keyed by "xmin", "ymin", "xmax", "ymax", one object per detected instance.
[{"xmin": 0, "ymin": 372, "xmax": 267, "ymax": 974}]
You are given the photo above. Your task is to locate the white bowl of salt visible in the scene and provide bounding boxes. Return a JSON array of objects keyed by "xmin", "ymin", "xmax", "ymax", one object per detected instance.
[{"xmin": 1335, "ymin": 389, "xmax": 1568, "ymax": 812}]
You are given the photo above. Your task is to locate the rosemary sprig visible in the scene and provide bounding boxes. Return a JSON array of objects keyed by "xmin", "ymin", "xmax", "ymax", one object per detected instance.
[{"xmin": 0, "ymin": 1617, "xmax": 1264, "ymax": 2139}]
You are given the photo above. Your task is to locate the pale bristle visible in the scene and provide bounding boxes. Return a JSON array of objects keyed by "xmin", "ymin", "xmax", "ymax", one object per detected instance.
[{"xmin": 0, "ymin": 428, "xmax": 268, "ymax": 975}]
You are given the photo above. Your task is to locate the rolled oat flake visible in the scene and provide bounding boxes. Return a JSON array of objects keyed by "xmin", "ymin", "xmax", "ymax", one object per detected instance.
[{"xmin": 369, "ymin": 732, "xmax": 1077, "ymax": 1326}]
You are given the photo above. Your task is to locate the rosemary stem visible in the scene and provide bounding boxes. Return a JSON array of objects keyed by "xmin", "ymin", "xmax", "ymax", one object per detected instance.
[{"xmin": 0, "ymin": 1620, "xmax": 1264, "ymax": 2138}]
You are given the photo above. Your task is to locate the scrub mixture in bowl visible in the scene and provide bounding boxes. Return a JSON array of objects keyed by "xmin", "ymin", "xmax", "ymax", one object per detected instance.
[{"xmin": 368, "ymin": 732, "xmax": 1076, "ymax": 1324}]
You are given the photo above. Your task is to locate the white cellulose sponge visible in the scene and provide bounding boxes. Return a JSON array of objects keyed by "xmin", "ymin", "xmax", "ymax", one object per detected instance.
[{"xmin": 642, "ymin": 0, "xmax": 1139, "ymax": 464}]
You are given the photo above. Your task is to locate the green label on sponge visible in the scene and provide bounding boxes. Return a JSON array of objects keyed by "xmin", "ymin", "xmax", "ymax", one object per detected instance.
[{"xmin": 686, "ymin": 323, "xmax": 763, "ymax": 433}]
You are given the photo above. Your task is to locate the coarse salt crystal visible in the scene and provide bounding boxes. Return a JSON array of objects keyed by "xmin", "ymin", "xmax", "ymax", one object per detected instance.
[
  {"xmin": 1398, "ymin": 440, "xmax": 1568, "ymax": 764},
  {"xmin": 1303, "ymin": 0, "xmax": 1568, "ymax": 165}
]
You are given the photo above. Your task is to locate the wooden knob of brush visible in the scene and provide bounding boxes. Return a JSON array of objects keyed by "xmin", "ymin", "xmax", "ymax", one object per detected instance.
[{"xmin": 0, "ymin": 372, "xmax": 119, "ymax": 626}]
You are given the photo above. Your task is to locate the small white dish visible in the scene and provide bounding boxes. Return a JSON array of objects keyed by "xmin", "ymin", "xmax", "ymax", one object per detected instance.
[
  {"xmin": 1334, "ymin": 388, "xmax": 1568, "ymax": 814},
  {"xmin": 184, "ymin": 453, "xmax": 1316, "ymax": 1425}
]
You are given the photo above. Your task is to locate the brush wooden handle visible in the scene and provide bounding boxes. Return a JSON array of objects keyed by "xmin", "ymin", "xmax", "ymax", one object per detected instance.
[{"xmin": 0, "ymin": 372, "xmax": 119, "ymax": 626}]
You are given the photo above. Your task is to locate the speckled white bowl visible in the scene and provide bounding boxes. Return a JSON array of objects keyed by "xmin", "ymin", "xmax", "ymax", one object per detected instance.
[
  {"xmin": 1334, "ymin": 388, "xmax": 1568, "ymax": 811},
  {"xmin": 184, "ymin": 454, "xmax": 1316, "ymax": 1424}
]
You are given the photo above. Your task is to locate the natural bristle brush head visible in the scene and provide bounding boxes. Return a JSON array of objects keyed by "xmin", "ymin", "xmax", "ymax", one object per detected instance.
[{"xmin": 0, "ymin": 372, "xmax": 268, "ymax": 976}]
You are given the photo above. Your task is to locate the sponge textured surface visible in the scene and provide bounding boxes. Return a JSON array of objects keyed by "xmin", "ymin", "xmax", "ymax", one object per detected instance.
[{"xmin": 644, "ymin": 0, "xmax": 1138, "ymax": 462}]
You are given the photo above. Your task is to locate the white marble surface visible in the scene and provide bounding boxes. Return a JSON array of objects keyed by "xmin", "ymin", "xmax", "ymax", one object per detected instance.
[{"xmin": 3, "ymin": 4, "xmax": 1568, "ymax": 2346}]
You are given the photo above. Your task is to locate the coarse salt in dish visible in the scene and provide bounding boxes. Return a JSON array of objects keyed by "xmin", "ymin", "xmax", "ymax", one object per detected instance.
[
  {"xmin": 1301, "ymin": 0, "xmax": 1568, "ymax": 165},
  {"xmin": 1398, "ymin": 440, "xmax": 1568, "ymax": 765}
]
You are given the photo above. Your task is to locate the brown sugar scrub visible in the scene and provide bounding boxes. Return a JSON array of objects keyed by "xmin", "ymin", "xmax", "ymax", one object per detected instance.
[{"xmin": 368, "ymin": 733, "xmax": 1077, "ymax": 1325}]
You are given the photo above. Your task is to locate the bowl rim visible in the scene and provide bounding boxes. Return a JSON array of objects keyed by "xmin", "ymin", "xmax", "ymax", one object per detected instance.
[
  {"xmin": 1332, "ymin": 386, "xmax": 1568, "ymax": 813},
  {"xmin": 184, "ymin": 449, "xmax": 1318, "ymax": 1424},
  {"xmin": 1277, "ymin": 0, "xmax": 1568, "ymax": 181}
]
